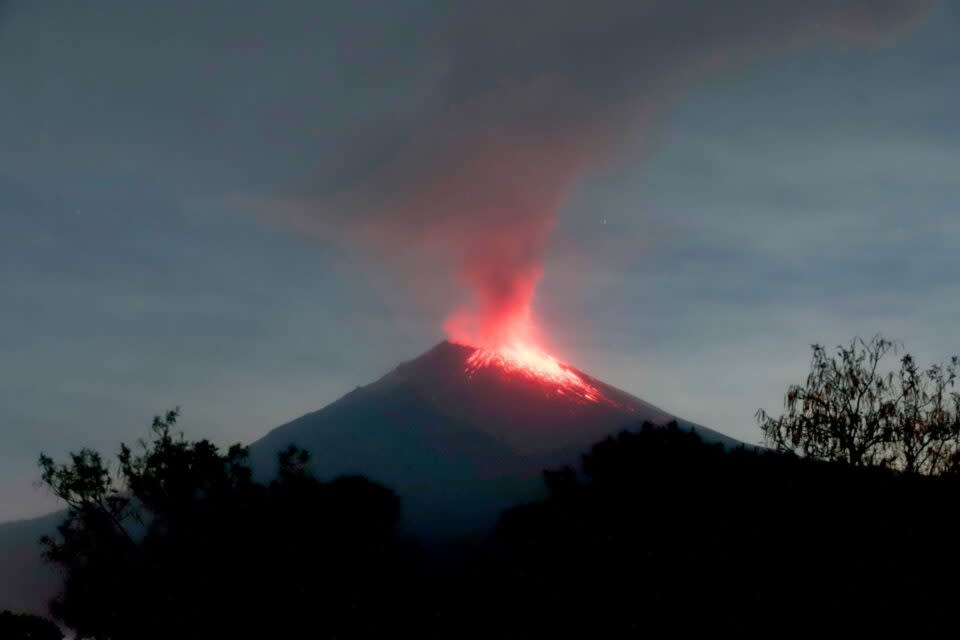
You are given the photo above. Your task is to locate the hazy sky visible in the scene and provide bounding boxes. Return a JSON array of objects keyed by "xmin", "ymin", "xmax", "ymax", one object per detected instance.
[{"xmin": 2, "ymin": 0, "xmax": 958, "ymax": 521}]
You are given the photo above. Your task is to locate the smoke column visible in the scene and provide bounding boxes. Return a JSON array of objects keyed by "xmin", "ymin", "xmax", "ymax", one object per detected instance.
[
  {"xmin": 400, "ymin": 82, "xmax": 613, "ymax": 351},
  {"xmin": 283, "ymin": 0, "xmax": 934, "ymax": 353}
]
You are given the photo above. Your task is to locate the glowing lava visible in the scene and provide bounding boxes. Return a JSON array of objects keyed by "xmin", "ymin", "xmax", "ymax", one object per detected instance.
[
  {"xmin": 443, "ymin": 244, "xmax": 608, "ymax": 403},
  {"xmin": 463, "ymin": 342, "xmax": 605, "ymax": 404}
]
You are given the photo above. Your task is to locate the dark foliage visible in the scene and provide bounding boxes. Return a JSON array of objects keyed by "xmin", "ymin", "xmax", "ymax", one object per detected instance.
[
  {"xmin": 38, "ymin": 409, "xmax": 960, "ymax": 638},
  {"xmin": 758, "ymin": 335, "xmax": 960, "ymax": 473},
  {"xmin": 39, "ymin": 410, "xmax": 418, "ymax": 640},
  {"xmin": 0, "ymin": 611, "xmax": 62, "ymax": 640},
  {"xmin": 480, "ymin": 422, "xmax": 960, "ymax": 636}
]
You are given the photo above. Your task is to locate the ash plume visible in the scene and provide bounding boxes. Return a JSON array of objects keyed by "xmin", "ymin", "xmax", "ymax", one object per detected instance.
[{"xmin": 273, "ymin": 0, "xmax": 934, "ymax": 348}]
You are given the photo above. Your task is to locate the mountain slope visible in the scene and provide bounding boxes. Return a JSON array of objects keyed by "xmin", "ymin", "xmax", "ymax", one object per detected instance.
[
  {"xmin": 0, "ymin": 512, "xmax": 61, "ymax": 616},
  {"xmin": 249, "ymin": 341, "xmax": 738, "ymax": 531},
  {"xmin": 0, "ymin": 340, "xmax": 740, "ymax": 615}
]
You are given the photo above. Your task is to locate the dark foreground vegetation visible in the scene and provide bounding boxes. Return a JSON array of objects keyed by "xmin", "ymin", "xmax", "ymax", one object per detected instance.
[
  {"xmin": 0, "ymin": 610, "xmax": 62, "ymax": 639},
  {"xmin": 490, "ymin": 424, "xmax": 960, "ymax": 636},
  {"xmin": 13, "ymin": 336, "xmax": 960, "ymax": 638},
  {"xmin": 34, "ymin": 410, "xmax": 414, "ymax": 639}
]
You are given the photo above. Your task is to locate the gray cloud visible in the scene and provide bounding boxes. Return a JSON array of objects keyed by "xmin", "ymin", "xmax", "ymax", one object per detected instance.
[
  {"xmin": 0, "ymin": 1, "xmax": 935, "ymax": 193},
  {"xmin": 0, "ymin": 1, "xmax": 955, "ymax": 520},
  {"xmin": 260, "ymin": 0, "xmax": 936, "ymax": 346}
]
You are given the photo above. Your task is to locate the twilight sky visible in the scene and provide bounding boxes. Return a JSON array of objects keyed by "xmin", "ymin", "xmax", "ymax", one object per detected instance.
[{"xmin": 1, "ymin": 0, "xmax": 958, "ymax": 521}]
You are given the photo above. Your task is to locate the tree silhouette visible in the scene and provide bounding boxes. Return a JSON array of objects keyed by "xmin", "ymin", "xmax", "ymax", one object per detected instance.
[
  {"xmin": 35, "ymin": 395, "xmax": 960, "ymax": 638},
  {"xmin": 891, "ymin": 352, "xmax": 960, "ymax": 474},
  {"xmin": 757, "ymin": 335, "xmax": 960, "ymax": 473},
  {"xmin": 488, "ymin": 421, "xmax": 960, "ymax": 636},
  {"xmin": 0, "ymin": 611, "xmax": 63, "ymax": 640},
  {"xmin": 39, "ymin": 409, "xmax": 415, "ymax": 640}
]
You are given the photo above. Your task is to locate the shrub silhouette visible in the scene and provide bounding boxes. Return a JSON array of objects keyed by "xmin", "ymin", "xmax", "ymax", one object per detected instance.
[
  {"xmin": 0, "ymin": 611, "xmax": 62, "ymax": 640},
  {"xmin": 486, "ymin": 421, "xmax": 960, "ymax": 636},
  {"xmin": 39, "ymin": 409, "xmax": 417, "ymax": 640},
  {"xmin": 757, "ymin": 335, "xmax": 960, "ymax": 474},
  {"xmin": 37, "ymin": 408, "xmax": 960, "ymax": 637}
]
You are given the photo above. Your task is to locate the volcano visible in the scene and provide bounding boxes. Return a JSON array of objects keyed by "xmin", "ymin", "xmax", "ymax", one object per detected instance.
[
  {"xmin": 249, "ymin": 341, "xmax": 738, "ymax": 532},
  {"xmin": 0, "ymin": 341, "xmax": 738, "ymax": 614}
]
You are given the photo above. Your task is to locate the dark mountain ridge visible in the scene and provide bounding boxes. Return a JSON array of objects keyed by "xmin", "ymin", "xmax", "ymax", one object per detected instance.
[
  {"xmin": 0, "ymin": 340, "xmax": 739, "ymax": 614},
  {"xmin": 251, "ymin": 341, "xmax": 738, "ymax": 530}
]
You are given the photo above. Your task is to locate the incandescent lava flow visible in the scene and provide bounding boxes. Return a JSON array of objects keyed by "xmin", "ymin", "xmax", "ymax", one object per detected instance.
[
  {"xmin": 462, "ymin": 342, "xmax": 606, "ymax": 404},
  {"xmin": 444, "ymin": 266, "xmax": 612, "ymax": 405}
]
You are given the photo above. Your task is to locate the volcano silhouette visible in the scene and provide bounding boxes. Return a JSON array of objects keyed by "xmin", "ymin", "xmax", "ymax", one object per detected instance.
[
  {"xmin": 249, "ymin": 341, "xmax": 738, "ymax": 532},
  {"xmin": 0, "ymin": 340, "xmax": 738, "ymax": 614}
]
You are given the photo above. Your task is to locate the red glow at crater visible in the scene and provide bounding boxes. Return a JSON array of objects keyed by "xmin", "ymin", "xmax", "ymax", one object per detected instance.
[
  {"xmin": 463, "ymin": 342, "xmax": 605, "ymax": 404},
  {"xmin": 443, "ymin": 258, "xmax": 608, "ymax": 404}
]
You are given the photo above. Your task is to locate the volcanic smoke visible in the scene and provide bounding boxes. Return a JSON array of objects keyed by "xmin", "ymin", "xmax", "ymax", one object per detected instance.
[
  {"xmin": 441, "ymin": 215, "xmax": 605, "ymax": 400},
  {"xmin": 284, "ymin": 1, "xmax": 932, "ymax": 399},
  {"xmin": 415, "ymin": 123, "xmax": 607, "ymax": 400},
  {"xmin": 443, "ymin": 248, "xmax": 605, "ymax": 404},
  {"xmin": 359, "ymin": 93, "xmax": 613, "ymax": 398}
]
